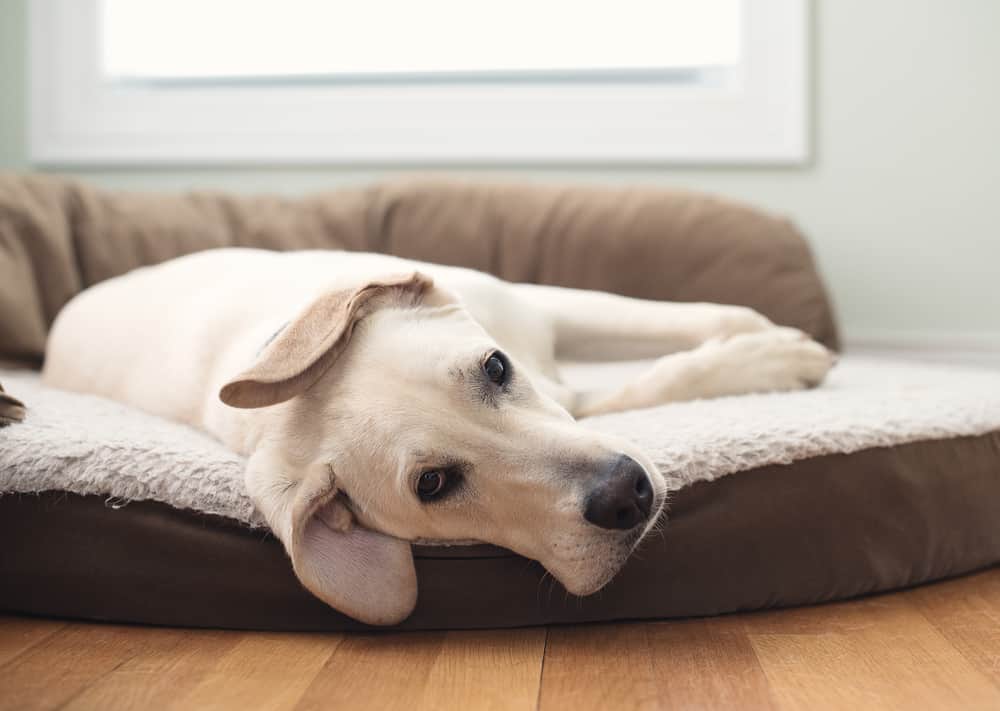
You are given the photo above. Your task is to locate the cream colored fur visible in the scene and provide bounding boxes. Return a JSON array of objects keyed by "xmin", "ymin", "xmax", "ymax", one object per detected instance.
[{"xmin": 43, "ymin": 248, "xmax": 833, "ymax": 624}]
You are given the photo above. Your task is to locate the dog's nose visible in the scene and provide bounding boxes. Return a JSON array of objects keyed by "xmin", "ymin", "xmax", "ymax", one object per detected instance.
[{"xmin": 584, "ymin": 455, "xmax": 653, "ymax": 530}]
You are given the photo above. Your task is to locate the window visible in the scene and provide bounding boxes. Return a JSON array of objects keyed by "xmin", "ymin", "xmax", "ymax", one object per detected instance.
[
  {"xmin": 101, "ymin": 0, "xmax": 742, "ymax": 81},
  {"xmin": 30, "ymin": 0, "xmax": 807, "ymax": 164}
]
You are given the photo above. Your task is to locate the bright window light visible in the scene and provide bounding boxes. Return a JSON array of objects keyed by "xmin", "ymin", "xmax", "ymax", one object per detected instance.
[
  {"xmin": 100, "ymin": 0, "xmax": 742, "ymax": 81},
  {"xmin": 34, "ymin": 0, "xmax": 804, "ymax": 163}
]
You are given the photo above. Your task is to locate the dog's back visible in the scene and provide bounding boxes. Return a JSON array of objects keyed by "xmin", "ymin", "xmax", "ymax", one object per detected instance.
[
  {"xmin": 46, "ymin": 249, "xmax": 264, "ymax": 426},
  {"xmin": 45, "ymin": 249, "xmax": 397, "ymax": 425}
]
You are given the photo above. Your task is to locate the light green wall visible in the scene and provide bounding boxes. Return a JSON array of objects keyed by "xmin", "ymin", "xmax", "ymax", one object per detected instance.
[
  {"xmin": 2, "ymin": 0, "xmax": 999, "ymax": 344},
  {"xmin": 0, "ymin": 0, "xmax": 26, "ymax": 168}
]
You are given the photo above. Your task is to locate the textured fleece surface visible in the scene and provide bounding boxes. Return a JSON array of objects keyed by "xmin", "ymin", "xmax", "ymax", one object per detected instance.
[{"xmin": 1, "ymin": 357, "xmax": 999, "ymax": 528}]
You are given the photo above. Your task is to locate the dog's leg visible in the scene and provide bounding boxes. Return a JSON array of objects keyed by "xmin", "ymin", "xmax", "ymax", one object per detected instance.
[
  {"xmin": 569, "ymin": 328, "xmax": 834, "ymax": 417},
  {"xmin": 513, "ymin": 283, "xmax": 779, "ymax": 361}
]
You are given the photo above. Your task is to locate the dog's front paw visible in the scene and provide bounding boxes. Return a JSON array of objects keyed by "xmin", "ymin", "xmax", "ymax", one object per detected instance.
[
  {"xmin": 699, "ymin": 306, "xmax": 776, "ymax": 341},
  {"xmin": 705, "ymin": 327, "xmax": 836, "ymax": 394}
]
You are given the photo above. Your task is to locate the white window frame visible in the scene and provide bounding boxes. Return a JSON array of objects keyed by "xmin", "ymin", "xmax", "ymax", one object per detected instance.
[{"xmin": 29, "ymin": 0, "xmax": 808, "ymax": 165}]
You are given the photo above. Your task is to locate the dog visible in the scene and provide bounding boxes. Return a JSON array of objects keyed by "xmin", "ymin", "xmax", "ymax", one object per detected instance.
[{"xmin": 43, "ymin": 248, "xmax": 834, "ymax": 624}]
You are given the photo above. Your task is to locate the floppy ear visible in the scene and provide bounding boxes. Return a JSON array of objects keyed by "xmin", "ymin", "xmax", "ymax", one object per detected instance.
[
  {"xmin": 220, "ymin": 271, "xmax": 434, "ymax": 409},
  {"xmin": 247, "ymin": 451, "xmax": 418, "ymax": 625}
]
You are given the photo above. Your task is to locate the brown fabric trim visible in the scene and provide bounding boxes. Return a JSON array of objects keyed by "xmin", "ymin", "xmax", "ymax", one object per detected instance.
[{"xmin": 2, "ymin": 431, "xmax": 997, "ymax": 631}]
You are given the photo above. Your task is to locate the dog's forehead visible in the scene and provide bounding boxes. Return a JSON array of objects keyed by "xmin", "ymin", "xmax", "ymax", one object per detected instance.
[{"xmin": 356, "ymin": 306, "xmax": 495, "ymax": 373}]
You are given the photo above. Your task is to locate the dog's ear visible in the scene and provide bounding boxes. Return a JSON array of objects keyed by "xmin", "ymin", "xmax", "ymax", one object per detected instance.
[
  {"xmin": 247, "ymin": 452, "xmax": 417, "ymax": 625},
  {"xmin": 220, "ymin": 272, "xmax": 434, "ymax": 409}
]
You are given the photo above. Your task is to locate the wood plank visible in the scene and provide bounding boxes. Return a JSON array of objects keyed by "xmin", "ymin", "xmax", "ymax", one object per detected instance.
[
  {"xmin": 0, "ymin": 622, "xmax": 151, "ymax": 711},
  {"xmin": 539, "ymin": 623, "xmax": 659, "ymax": 711},
  {"xmin": 416, "ymin": 629, "xmax": 546, "ymax": 711},
  {"xmin": 60, "ymin": 628, "xmax": 243, "ymax": 711},
  {"xmin": 540, "ymin": 619, "xmax": 774, "ymax": 711},
  {"xmin": 165, "ymin": 632, "xmax": 342, "ymax": 711},
  {"xmin": 646, "ymin": 618, "xmax": 777, "ymax": 710},
  {"xmin": 294, "ymin": 632, "xmax": 446, "ymax": 711},
  {"xmin": 747, "ymin": 593, "xmax": 1000, "ymax": 711},
  {"xmin": 0, "ymin": 616, "xmax": 68, "ymax": 668},
  {"xmin": 296, "ymin": 628, "xmax": 545, "ymax": 711},
  {"xmin": 908, "ymin": 569, "xmax": 1000, "ymax": 691}
]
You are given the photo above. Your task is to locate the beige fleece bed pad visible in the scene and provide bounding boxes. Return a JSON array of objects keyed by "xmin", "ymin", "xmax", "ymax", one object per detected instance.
[{"xmin": 3, "ymin": 358, "xmax": 1000, "ymax": 523}]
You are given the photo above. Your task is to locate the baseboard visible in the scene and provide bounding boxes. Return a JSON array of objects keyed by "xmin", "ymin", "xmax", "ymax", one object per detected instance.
[{"xmin": 843, "ymin": 330, "xmax": 1000, "ymax": 368}]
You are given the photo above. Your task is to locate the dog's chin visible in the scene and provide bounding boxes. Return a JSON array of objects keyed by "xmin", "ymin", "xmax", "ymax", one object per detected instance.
[
  {"xmin": 553, "ymin": 539, "xmax": 643, "ymax": 596},
  {"xmin": 558, "ymin": 566, "xmax": 624, "ymax": 597},
  {"xmin": 549, "ymin": 540, "xmax": 643, "ymax": 597},
  {"xmin": 551, "ymin": 505, "xmax": 666, "ymax": 597}
]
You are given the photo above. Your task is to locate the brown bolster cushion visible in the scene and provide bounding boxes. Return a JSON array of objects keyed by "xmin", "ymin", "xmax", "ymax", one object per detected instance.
[{"xmin": 0, "ymin": 174, "xmax": 838, "ymax": 365}]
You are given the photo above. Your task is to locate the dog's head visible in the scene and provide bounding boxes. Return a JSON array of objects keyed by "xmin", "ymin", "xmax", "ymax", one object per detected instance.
[{"xmin": 220, "ymin": 273, "xmax": 667, "ymax": 625}]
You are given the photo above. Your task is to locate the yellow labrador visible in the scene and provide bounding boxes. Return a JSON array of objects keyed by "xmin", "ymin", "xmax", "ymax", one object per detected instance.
[{"xmin": 43, "ymin": 248, "xmax": 834, "ymax": 624}]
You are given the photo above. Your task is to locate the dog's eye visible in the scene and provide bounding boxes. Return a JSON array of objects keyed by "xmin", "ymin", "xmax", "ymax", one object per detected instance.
[
  {"xmin": 416, "ymin": 470, "xmax": 447, "ymax": 500},
  {"xmin": 483, "ymin": 352, "xmax": 508, "ymax": 385}
]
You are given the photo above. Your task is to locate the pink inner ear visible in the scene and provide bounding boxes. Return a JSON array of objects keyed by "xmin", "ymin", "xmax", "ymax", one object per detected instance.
[
  {"xmin": 315, "ymin": 497, "xmax": 353, "ymax": 532},
  {"xmin": 293, "ymin": 515, "xmax": 418, "ymax": 626}
]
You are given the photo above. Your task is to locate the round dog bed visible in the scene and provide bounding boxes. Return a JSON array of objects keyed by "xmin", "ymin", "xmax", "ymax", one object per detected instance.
[
  {"xmin": 0, "ymin": 175, "xmax": 996, "ymax": 629},
  {"xmin": 2, "ymin": 357, "xmax": 999, "ymax": 630}
]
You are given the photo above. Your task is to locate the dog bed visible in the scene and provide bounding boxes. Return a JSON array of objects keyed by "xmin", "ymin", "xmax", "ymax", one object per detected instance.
[
  {"xmin": 2, "ymin": 357, "xmax": 999, "ymax": 630},
  {"xmin": 1, "ymin": 175, "xmax": 997, "ymax": 630}
]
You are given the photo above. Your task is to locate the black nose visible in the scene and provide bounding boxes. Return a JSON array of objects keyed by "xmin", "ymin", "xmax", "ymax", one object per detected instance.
[{"xmin": 583, "ymin": 455, "xmax": 654, "ymax": 531}]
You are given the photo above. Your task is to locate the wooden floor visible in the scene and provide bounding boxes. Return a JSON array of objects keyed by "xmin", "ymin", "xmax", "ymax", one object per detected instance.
[{"xmin": 2, "ymin": 568, "xmax": 999, "ymax": 711}]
